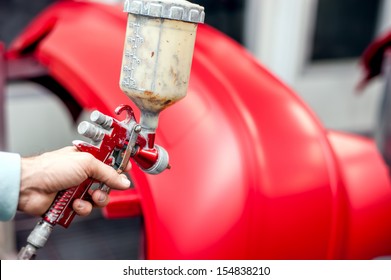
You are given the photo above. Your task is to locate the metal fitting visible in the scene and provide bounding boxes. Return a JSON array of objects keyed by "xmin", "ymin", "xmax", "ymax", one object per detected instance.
[
  {"xmin": 90, "ymin": 110, "xmax": 113, "ymax": 129},
  {"xmin": 142, "ymin": 145, "xmax": 170, "ymax": 175},
  {"xmin": 78, "ymin": 121, "xmax": 106, "ymax": 142},
  {"xmin": 124, "ymin": 0, "xmax": 205, "ymax": 23}
]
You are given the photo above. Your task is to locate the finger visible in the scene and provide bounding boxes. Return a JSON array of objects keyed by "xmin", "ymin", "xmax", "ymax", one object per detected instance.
[
  {"xmin": 57, "ymin": 146, "xmax": 79, "ymax": 154},
  {"xmin": 124, "ymin": 161, "xmax": 132, "ymax": 172},
  {"xmin": 91, "ymin": 189, "xmax": 109, "ymax": 208},
  {"xmin": 120, "ymin": 174, "xmax": 131, "ymax": 185},
  {"xmin": 73, "ymin": 199, "xmax": 93, "ymax": 216},
  {"xmin": 86, "ymin": 158, "xmax": 131, "ymax": 190}
]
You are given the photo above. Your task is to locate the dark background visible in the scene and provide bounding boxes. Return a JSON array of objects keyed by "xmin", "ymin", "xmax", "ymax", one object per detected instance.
[
  {"xmin": 311, "ymin": 0, "xmax": 381, "ymax": 60},
  {"xmin": 1, "ymin": 0, "xmax": 380, "ymax": 60},
  {"xmin": 0, "ymin": 0, "xmax": 245, "ymax": 46}
]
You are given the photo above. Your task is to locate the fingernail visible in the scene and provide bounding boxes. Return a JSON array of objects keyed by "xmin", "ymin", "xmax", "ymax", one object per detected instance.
[
  {"xmin": 98, "ymin": 192, "xmax": 107, "ymax": 202},
  {"xmin": 121, "ymin": 176, "xmax": 131, "ymax": 188},
  {"xmin": 76, "ymin": 200, "xmax": 85, "ymax": 210}
]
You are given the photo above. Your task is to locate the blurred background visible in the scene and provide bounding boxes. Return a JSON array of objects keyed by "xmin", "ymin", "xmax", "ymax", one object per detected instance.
[{"xmin": 1, "ymin": 0, "xmax": 391, "ymax": 259}]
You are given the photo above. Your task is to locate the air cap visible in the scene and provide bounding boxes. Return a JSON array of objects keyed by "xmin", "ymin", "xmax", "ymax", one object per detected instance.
[{"xmin": 123, "ymin": 0, "xmax": 205, "ymax": 24}]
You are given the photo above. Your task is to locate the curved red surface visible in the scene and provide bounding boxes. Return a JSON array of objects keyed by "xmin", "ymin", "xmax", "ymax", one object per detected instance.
[{"xmin": 8, "ymin": 1, "xmax": 391, "ymax": 259}]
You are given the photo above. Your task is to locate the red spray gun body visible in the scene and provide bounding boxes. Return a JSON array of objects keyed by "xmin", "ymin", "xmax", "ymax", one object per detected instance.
[
  {"xmin": 45, "ymin": 104, "xmax": 169, "ymax": 228},
  {"xmin": 17, "ymin": 104, "xmax": 168, "ymax": 259}
]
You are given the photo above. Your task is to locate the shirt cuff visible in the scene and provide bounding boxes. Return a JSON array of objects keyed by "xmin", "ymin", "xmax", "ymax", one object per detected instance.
[{"xmin": 0, "ymin": 152, "xmax": 21, "ymax": 221}]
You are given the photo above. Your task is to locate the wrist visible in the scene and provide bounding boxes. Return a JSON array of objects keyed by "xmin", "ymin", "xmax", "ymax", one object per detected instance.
[
  {"xmin": 18, "ymin": 156, "xmax": 45, "ymax": 214},
  {"xmin": 0, "ymin": 152, "xmax": 21, "ymax": 221}
]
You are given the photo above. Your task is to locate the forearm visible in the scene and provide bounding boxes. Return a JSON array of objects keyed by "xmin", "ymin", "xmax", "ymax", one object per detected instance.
[{"xmin": 0, "ymin": 152, "xmax": 21, "ymax": 221}]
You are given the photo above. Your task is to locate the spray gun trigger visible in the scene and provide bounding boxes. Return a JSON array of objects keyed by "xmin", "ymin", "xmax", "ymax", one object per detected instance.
[
  {"xmin": 117, "ymin": 124, "xmax": 142, "ymax": 174},
  {"xmin": 72, "ymin": 140, "xmax": 99, "ymax": 154}
]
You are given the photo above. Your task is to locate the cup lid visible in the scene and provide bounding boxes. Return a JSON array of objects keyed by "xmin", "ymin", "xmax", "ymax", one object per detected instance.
[{"xmin": 123, "ymin": 0, "xmax": 205, "ymax": 23}]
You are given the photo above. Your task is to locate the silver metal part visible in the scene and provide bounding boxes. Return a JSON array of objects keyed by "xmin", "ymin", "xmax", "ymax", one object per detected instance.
[
  {"xmin": 117, "ymin": 124, "xmax": 142, "ymax": 174},
  {"xmin": 17, "ymin": 221, "xmax": 53, "ymax": 260},
  {"xmin": 17, "ymin": 244, "xmax": 37, "ymax": 260},
  {"xmin": 142, "ymin": 144, "xmax": 170, "ymax": 175},
  {"xmin": 26, "ymin": 221, "xmax": 53, "ymax": 249},
  {"xmin": 124, "ymin": 0, "xmax": 205, "ymax": 23},
  {"xmin": 78, "ymin": 121, "xmax": 106, "ymax": 142},
  {"xmin": 90, "ymin": 110, "xmax": 113, "ymax": 129}
]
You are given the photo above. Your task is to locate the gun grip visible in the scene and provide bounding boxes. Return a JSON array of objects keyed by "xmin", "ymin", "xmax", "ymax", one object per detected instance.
[{"xmin": 43, "ymin": 179, "xmax": 95, "ymax": 228}]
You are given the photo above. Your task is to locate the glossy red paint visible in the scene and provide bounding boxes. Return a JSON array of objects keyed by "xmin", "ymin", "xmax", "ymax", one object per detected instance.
[
  {"xmin": 7, "ymin": 1, "xmax": 391, "ymax": 259},
  {"xmin": 327, "ymin": 131, "xmax": 391, "ymax": 259}
]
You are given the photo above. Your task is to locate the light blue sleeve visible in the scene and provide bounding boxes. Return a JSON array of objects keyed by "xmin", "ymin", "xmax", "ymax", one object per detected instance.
[{"xmin": 0, "ymin": 151, "xmax": 21, "ymax": 221}]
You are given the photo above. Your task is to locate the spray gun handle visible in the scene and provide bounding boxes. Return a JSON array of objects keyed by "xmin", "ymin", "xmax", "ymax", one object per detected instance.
[
  {"xmin": 43, "ymin": 179, "xmax": 95, "ymax": 228},
  {"xmin": 43, "ymin": 105, "xmax": 137, "ymax": 228}
]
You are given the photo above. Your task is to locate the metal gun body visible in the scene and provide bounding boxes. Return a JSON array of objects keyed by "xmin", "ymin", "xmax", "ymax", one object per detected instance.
[{"xmin": 17, "ymin": 104, "xmax": 166, "ymax": 260}]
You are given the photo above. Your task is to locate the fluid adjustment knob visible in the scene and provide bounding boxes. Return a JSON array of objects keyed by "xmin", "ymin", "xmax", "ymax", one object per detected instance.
[
  {"xmin": 90, "ymin": 110, "xmax": 113, "ymax": 129},
  {"xmin": 142, "ymin": 145, "xmax": 170, "ymax": 175},
  {"xmin": 78, "ymin": 121, "xmax": 106, "ymax": 142}
]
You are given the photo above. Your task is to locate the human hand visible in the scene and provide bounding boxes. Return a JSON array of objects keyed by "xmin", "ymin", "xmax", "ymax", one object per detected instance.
[{"xmin": 17, "ymin": 146, "xmax": 131, "ymax": 217}]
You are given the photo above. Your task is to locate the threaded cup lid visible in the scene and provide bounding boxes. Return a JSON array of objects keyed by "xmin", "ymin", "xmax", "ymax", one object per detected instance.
[{"xmin": 123, "ymin": 0, "xmax": 205, "ymax": 23}]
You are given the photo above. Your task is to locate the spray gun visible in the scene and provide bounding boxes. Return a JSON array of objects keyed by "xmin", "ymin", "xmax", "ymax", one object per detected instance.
[{"xmin": 17, "ymin": 0, "xmax": 204, "ymax": 260}]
